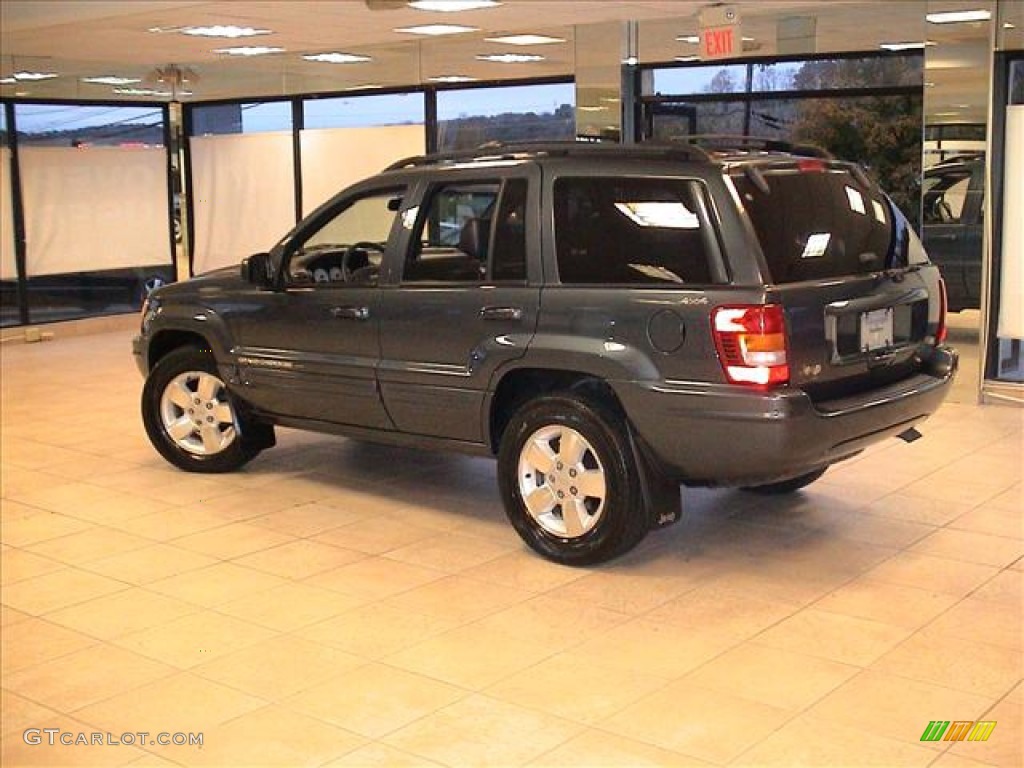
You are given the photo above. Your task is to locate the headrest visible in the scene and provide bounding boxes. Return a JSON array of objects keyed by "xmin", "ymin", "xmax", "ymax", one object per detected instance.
[{"xmin": 458, "ymin": 217, "xmax": 490, "ymax": 261}]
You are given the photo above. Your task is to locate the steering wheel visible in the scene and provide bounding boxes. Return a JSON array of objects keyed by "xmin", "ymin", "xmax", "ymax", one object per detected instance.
[{"xmin": 342, "ymin": 241, "xmax": 385, "ymax": 283}]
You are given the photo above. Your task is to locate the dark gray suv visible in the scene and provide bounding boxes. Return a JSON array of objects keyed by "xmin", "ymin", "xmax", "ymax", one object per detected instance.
[{"xmin": 134, "ymin": 140, "xmax": 957, "ymax": 564}]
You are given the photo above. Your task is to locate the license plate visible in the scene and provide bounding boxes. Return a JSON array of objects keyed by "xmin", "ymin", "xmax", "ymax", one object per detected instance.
[{"xmin": 860, "ymin": 307, "xmax": 894, "ymax": 352}]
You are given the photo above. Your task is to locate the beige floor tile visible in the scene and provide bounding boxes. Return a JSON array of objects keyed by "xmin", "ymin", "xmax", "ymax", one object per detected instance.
[
  {"xmin": 1, "ymin": 618, "xmax": 99, "ymax": 675},
  {"xmin": 0, "ymin": 714, "xmax": 145, "ymax": 767},
  {"xmin": 304, "ymin": 557, "xmax": 445, "ymax": 601},
  {"xmin": 862, "ymin": 493, "xmax": 975, "ymax": 526},
  {"xmin": 383, "ymin": 693, "xmax": 581, "ymax": 766},
  {"xmin": 472, "ymin": 594, "xmax": 632, "ymax": 652},
  {"xmin": 527, "ymin": 570, "xmax": 691, "ymax": 616},
  {"xmin": 171, "ymin": 522, "xmax": 295, "ymax": 560},
  {"xmin": 3, "ymin": 644, "xmax": 175, "ymax": 713},
  {"xmin": 111, "ymin": 610, "xmax": 277, "ymax": 670},
  {"xmin": 43, "ymin": 588, "xmax": 199, "ymax": 641},
  {"xmin": 247, "ymin": 501, "xmax": 365, "ymax": 537},
  {"xmin": 1, "ymin": 689, "xmax": 64, "ymax": 740},
  {"xmin": 386, "ymin": 623, "xmax": 557, "ymax": 690},
  {"xmin": 1, "ymin": 567, "xmax": 129, "ymax": 616},
  {"xmin": 73, "ymin": 672, "xmax": 267, "ymax": 738},
  {"xmin": 460, "ymin": 551, "xmax": 588, "ymax": 593},
  {"xmin": 380, "ymin": 574, "xmax": 533, "ymax": 625},
  {"xmin": 151, "ymin": 705, "xmax": 366, "ymax": 767},
  {"xmin": 284, "ymin": 662, "xmax": 467, "ymax": 739},
  {"xmin": 0, "ymin": 548, "xmax": 65, "ymax": 584},
  {"xmin": 106, "ymin": 506, "xmax": 237, "ymax": 542},
  {"xmin": 296, "ymin": 603, "xmax": 460, "ymax": 659},
  {"xmin": 645, "ymin": 584, "xmax": 801, "ymax": 640},
  {"xmin": 145, "ymin": 562, "xmax": 289, "ymax": 608},
  {"xmin": 312, "ymin": 515, "xmax": 438, "ymax": 555},
  {"xmin": 972, "ymin": 569, "xmax": 1023, "ymax": 605},
  {"xmin": 487, "ymin": 655, "xmax": 668, "ymax": 725},
  {"xmin": 215, "ymin": 582, "xmax": 364, "ymax": 632},
  {"xmin": 733, "ymin": 712, "xmax": 937, "ymax": 767},
  {"xmin": 925, "ymin": 597, "xmax": 1022, "ymax": 651},
  {"xmin": 941, "ymin": 690, "xmax": 1022, "ymax": 767},
  {"xmin": 532, "ymin": 730, "xmax": 714, "ymax": 766},
  {"xmin": 929, "ymin": 753, "xmax": 1000, "ymax": 768},
  {"xmin": 984, "ymin": 484, "xmax": 1023, "ymax": 513},
  {"xmin": 806, "ymin": 669, "xmax": 995, "ymax": 748},
  {"xmin": 0, "ymin": 466, "xmax": 67, "ymax": 497},
  {"xmin": 78, "ymin": 543, "xmax": 218, "ymax": 585},
  {"xmin": 25, "ymin": 527, "xmax": 153, "ymax": 567},
  {"xmin": 755, "ymin": 608, "xmax": 912, "ymax": 667},
  {"xmin": 949, "ymin": 505, "xmax": 1024, "ymax": 539},
  {"xmin": 1, "ymin": 510, "xmax": 92, "ymax": 548},
  {"xmin": 323, "ymin": 742, "xmax": 444, "ymax": 767},
  {"xmin": 1, "ymin": 604, "xmax": 34, "ymax": 627},
  {"xmin": 601, "ymin": 681, "xmax": 793, "ymax": 764},
  {"xmin": 233, "ymin": 538, "xmax": 367, "ymax": 579},
  {"xmin": 863, "ymin": 552, "xmax": 1000, "ymax": 597},
  {"xmin": 815, "ymin": 577, "xmax": 961, "ymax": 629},
  {"xmin": 682, "ymin": 642, "xmax": 859, "ymax": 711},
  {"xmin": 91, "ymin": 468, "xmax": 241, "ymax": 508},
  {"xmin": 382, "ymin": 531, "xmax": 517, "ymax": 572},
  {"xmin": 909, "ymin": 529, "xmax": 1024, "ymax": 568},
  {"xmin": 872, "ymin": 627, "xmax": 1023, "ymax": 698},
  {"xmin": 192, "ymin": 635, "xmax": 364, "ymax": 700}
]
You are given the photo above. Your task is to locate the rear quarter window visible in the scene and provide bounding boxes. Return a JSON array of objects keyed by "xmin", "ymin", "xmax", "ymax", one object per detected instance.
[{"xmin": 731, "ymin": 166, "xmax": 895, "ymax": 283}]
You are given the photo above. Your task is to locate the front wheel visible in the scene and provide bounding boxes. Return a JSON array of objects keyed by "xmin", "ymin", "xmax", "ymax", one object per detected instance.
[
  {"xmin": 141, "ymin": 346, "xmax": 266, "ymax": 473},
  {"xmin": 497, "ymin": 395, "xmax": 649, "ymax": 565},
  {"xmin": 741, "ymin": 466, "xmax": 828, "ymax": 495}
]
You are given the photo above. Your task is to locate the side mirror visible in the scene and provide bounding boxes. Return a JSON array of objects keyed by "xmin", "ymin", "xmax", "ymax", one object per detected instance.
[{"xmin": 241, "ymin": 252, "xmax": 273, "ymax": 287}]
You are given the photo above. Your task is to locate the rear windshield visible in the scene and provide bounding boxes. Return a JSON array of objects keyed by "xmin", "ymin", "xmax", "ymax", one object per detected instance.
[{"xmin": 731, "ymin": 165, "xmax": 895, "ymax": 283}]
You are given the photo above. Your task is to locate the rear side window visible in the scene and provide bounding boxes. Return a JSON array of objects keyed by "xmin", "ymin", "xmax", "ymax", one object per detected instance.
[
  {"xmin": 554, "ymin": 177, "xmax": 717, "ymax": 285},
  {"xmin": 732, "ymin": 166, "xmax": 895, "ymax": 283}
]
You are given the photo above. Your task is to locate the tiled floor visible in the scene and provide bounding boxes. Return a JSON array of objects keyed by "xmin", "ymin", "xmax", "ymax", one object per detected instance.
[{"xmin": 1, "ymin": 327, "xmax": 1021, "ymax": 767}]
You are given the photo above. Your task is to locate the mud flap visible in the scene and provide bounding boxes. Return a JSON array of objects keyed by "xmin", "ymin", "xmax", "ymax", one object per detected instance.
[{"xmin": 626, "ymin": 423, "xmax": 682, "ymax": 529}]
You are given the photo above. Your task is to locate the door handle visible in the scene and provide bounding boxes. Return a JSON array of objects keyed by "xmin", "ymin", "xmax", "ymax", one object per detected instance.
[
  {"xmin": 331, "ymin": 305, "xmax": 370, "ymax": 320},
  {"xmin": 480, "ymin": 306, "xmax": 523, "ymax": 321}
]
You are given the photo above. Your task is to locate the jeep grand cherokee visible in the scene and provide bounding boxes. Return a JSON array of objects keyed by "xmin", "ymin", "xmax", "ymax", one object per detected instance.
[{"xmin": 134, "ymin": 139, "xmax": 957, "ymax": 564}]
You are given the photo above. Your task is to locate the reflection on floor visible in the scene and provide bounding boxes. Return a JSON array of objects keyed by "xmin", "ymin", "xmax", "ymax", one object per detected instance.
[{"xmin": 1, "ymin": 329, "xmax": 1021, "ymax": 767}]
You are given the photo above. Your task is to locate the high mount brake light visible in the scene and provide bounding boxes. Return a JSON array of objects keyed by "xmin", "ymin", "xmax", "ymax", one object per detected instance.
[
  {"xmin": 712, "ymin": 304, "xmax": 789, "ymax": 388},
  {"xmin": 798, "ymin": 159, "xmax": 826, "ymax": 173}
]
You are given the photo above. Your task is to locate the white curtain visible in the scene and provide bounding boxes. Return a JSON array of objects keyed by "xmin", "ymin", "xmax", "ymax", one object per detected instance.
[
  {"xmin": 998, "ymin": 105, "xmax": 1024, "ymax": 340},
  {"xmin": 190, "ymin": 131, "xmax": 295, "ymax": 275},
  {"xmin": 300, "ymin": 124, "xmax": 425, "ymax": 215},
  {"xmin": 19, "ymin": 146, "xmax": 170, "ymax": 276},
  {"xmin": 0, "ymin": 147, "xmax": 15, "ymax": 281}
]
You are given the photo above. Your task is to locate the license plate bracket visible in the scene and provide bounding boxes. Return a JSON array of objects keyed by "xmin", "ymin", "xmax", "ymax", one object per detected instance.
[{"xmin": 860, "ymin": 307, "xmax": 894, "ymax": 352}]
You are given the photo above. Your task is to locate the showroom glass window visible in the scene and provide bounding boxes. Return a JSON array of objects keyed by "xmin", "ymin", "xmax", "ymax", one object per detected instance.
[
  {"xmin": 190, "ymin": 100, "xmax": 292, "ymax": 135},
  {"xmin": 0, "ymin": 108, "xmax": 16, "ymax": 327},
  {"xmin": 303, "ymin": 92, "xmax": 424, "ymax": 129},
  {"xmin": 13, "ymin": 104, "xmax": 173, "ymax": 324},
  {"xmin": 436, "ymin": 82, "xmax": 575, "ymax": 151}
]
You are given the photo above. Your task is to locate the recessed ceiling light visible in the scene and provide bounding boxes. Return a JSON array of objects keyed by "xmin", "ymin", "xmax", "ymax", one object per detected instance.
[
  {"xmin": 484, "ymin": 34, "xmax": 564, "ymax": 46},
  {"xmin": 182, "ymin": 25, "xmax": 271, "ymax": 38},
  {"xmin": 428, "ymin": 75, "xmax": 478, "ymax": 82},
  {"xmin": 214, "ymin": 46, "xmax": 285, "ymax": 56},
  {"xmin": 926, "ymin": 10, "xmax": 991, "ymax": 24},
  {"xmin": 14, "ymin": 71, "xmax": 58, "ymax": 80},
  {"xmin": 395, "ymin": 24, "xmax": 478, "ymax": 35},
  {"xmin": 475, "ymin": 53, "xmax": 544, "ymax": 63},
  {"xmin": 408, "ymin": 0, "xmax": 501, "ymax": 10},
  {"xmin": 880, "ymin": 41, "xmax": 934, "ymax": 50},
  {"xmin": 302, "ymin": 52, "xmax": 372, "ymax": 64},
  {"xmin": 82, "ymin": 76, "xmax": 143, "ymax": 85}
]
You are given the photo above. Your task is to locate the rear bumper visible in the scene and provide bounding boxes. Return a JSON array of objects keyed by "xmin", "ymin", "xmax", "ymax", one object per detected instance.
[{"xmin": 618, "ymin": 346, "xmax": 958, "ymax": 486}]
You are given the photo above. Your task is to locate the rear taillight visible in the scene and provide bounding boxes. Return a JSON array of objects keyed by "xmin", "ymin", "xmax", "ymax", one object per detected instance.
[
  {"xmin": 936, "ymin": 278, "xmax": 948, "ymax": 344},
  {"xmin": 712, "ymin": 304, "xmax": 789, "ymax": 388}
]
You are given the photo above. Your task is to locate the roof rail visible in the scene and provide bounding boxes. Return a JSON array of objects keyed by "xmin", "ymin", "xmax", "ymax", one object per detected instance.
[
  {"xmin": 679, "ymin": 134, "xmax": 834, "ymax": 160},
  {"xmin": 383, "ymin": 139, "xmax": 713, "ymax": 171}
]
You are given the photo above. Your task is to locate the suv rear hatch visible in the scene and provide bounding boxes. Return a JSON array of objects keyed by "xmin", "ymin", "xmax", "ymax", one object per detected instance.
[{"xmin": 729, "ymin": 158, "xmax": 946, "ymax": 403}]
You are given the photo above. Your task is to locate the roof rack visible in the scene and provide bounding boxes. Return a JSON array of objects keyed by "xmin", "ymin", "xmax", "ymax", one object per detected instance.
[
  {"xmin": 679, "ymin": 134, "xmax": 834, "ymax": 160},
  {"xmin": 383, "ymin": 140, "xmax": 714, "ymax": 171}
]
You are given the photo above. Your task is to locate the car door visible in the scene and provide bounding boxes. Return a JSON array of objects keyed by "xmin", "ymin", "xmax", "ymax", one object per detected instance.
[
  {"xmin": 377, "ymin": 166, "xmax": 541, "ymax": 443},
  {"xmin": 227, "ymin": 185, "xmax": 405, "ymax": 429},
  {"xmin": 922, "ymin": 161, "xmax": 982, "ymax": 310}
]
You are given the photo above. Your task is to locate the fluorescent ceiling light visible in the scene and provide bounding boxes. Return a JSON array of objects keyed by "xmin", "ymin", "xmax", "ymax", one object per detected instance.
[
  {"xmin": 395, "ymin": 24, "xmax": 477, "ymax": 35},
  {"xmin": 1005, "ymin": 22, "xmax": 1017, "ymax": 29},
  {"xmin": 677, "ymin": 34, "xmax": 754, "ymax": 43},
  {"xmin": 0, "ymin": 77, "xmax": 17, "ymax": 85},
  {"xmin": 303, "ymin": 52, "xmax": 372, "ymax": 63},
  {"xmin": 114, "ymin": 87, "xmax": 176, "ymax": 96},
  {"xmin": 926, "ymin": 10, "xmax": 991, "ymax": 24},
  {"xmin": 879, "ymin": 41, "xmax": 933, "ymax": 50},
  {"xmin": 675, "ymin": 56, "xmax": 700, "ymax": 62},
  {"xmin": 577, "ymin": 106, "xmax": 607, "ymax": 112},
  {"xmin": 429, "ymin": 74, "xmax": 477, "ymax": 82},
  {"xmin": 484, "ymin": 34, "xmax": 564, "ymax": 45},
  {"xmin": 476, "ymin": 53, "xmax": 544, "ymax": 63},
  {"xmin": 408, "ymin": 0, "xmax": 501, "ymax": 10},
  {"xmin": 182, "ymin": 25, "xmax": 271, "ymax": 38},
  {"xmin": 13, "ymin": 71, "xmax": 58, "ymax": 80},
  {"xmin": 82, "ymin": 76, "xmax": 142, "ymax": 85},
  {"xmin": 214, "ymin": 46, "xmax": 284, "ymax": 56},
  {"xmin": 342, "ymin": 84, "xmax": 383, "ymax": 91}
]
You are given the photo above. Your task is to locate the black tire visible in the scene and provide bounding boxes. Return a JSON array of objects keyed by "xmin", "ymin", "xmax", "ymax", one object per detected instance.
[
  {"xmin": 142, "ymin": 346, "xmax": 264, "ymax": 473},
  {"xmin": 742, "ymin": 466, "xmax": 828, "ymax": 495},
  {"xmin": 497, "ymin": 394, "xmax": 648, "ymax": 565}
]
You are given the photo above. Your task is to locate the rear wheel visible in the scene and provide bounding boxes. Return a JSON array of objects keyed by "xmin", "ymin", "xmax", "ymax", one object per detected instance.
[
  {"xmin": 497, "ymin": 394, "xmax": 648, "ymax": 565},
  {"xmin": 142, "ymin": 346, "xmax": 266, "ymax": 473},
  {"xmin": 742, "ymin": 466, "xmax": 827, "ymax": 495}
]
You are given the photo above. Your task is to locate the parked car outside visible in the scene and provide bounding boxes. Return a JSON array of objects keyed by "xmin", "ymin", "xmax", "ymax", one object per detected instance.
[{"xmin": 133, "ymin": 140, "xmax": 957, "ymax": 564}]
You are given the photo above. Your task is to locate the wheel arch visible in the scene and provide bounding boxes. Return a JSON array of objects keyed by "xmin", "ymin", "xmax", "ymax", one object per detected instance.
[{"xmin": 146, "ymin": 329, "xmax": 216, "ymax": 373}]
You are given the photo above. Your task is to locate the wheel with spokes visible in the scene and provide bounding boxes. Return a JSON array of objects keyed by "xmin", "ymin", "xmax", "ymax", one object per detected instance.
[
  {"xmin": 498, "ymin": 394, "xmax": 648, "ymax": 565},
  {"xmin": 142, "ymin": 346, "xmax": 264, "ymax": 472}
]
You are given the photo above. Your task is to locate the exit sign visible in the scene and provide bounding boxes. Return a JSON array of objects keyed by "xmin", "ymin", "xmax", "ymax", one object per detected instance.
[{"xmin": 699, "ymin": 4, "xmax": 740, "ymax": 61}]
